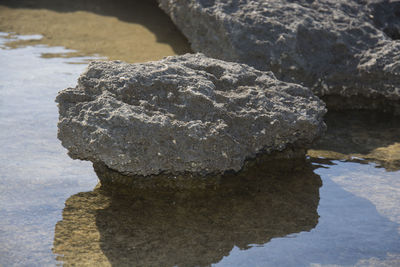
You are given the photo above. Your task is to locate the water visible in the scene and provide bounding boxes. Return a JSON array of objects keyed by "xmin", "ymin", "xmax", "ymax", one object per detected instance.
[
  {"xmin": 0, "ymin": 0, "xmax": 191, "ymax": 62},
  {"xmin": 0, "ymin": 35, "xmax": 99, "ymax": 265},
  {"xmin": 0, "ymin": 20, "xmax": 399, "ymax": 267},
  {"xmin": 218, "ymin": 162, "xmax": 400, "ymax": 267}
]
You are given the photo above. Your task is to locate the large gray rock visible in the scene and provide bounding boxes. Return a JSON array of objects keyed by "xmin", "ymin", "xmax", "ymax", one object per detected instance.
[
  {"xmin": 56, "ymin": 53, "xmax": 325, "ymax": 177},
  {"xmin": 158, "ymin": 0, "xmax": 400, "ymax": 112}
]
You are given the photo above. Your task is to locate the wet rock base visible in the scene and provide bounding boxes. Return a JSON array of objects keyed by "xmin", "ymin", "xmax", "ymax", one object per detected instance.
[
  {"xmin": 308, "ymin": 110, "xmax": 400, "ymax": 171},
  {"xmin": 93, "ymin": 147, "xmax": 309, "ymax": 191},
  {"xmin": 322, "ymin": 95, "xmax": 400, "ymax": 115}
]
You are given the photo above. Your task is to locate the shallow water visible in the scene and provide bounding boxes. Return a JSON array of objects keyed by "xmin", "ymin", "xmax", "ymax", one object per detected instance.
[
  {"xmin": 0, "ymin": 34, "xmax": 99, "ymax": 265},
  {"xmin": 0, "ymin": 0, "xmax": 191, "ymax": 62},
  {"xmin": 0, "ymin": 3, "xmax": 400, "ymax": 266}
]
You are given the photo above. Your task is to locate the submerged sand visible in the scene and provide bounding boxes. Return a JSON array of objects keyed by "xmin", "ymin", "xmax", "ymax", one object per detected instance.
[{"xmin": 0, "ymin": 0, "xmax": 191, "ymax": 62}]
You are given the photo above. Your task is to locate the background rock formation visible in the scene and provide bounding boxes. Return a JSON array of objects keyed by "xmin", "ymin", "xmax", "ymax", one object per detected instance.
[
  {"xmin": 56, "ymin": 53, "xmax": 325, "ymax": 177},
  {"xmin": 158, "ymin": 0, "xmax": 400, "ymax": 112}
]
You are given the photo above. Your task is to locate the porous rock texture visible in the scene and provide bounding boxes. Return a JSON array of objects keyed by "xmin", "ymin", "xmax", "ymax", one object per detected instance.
[
  {"xmin": 158, "ymin": 0, "xmax": 400, "ymax": 112},
  {"xmin": 56, "ymin": 53, "xmax": 326, "ymax": 177}
]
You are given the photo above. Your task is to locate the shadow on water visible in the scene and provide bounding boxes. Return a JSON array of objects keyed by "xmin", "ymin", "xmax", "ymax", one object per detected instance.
[
  {"xmin": 0, "ymin": 0, "xmax": 191, "ymax": 60},
  {"xmin": 308, "ymin": 110, "xmax": 400, "ymax": 171},
  {"xmin": 52, "ymin": 158, "xmax": 322, "ymax": 266}
]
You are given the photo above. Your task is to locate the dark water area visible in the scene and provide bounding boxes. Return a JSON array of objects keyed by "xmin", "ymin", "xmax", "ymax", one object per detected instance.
[{"xmin": 0, "ymin": 1, "xmax": 400, "ymax": 266}]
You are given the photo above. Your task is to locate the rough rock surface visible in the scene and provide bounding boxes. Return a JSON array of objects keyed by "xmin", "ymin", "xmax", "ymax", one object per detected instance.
[
  {"xmin": 370, "ymin": 0, "xmax": 400, "ymax": 40},
  {"xmin": 56, "ymin": 53, "xmax": 325, "ymax": 176},
  {"xmin": 158, "ymin": 0, "xmax": 400, "ymax": 112}
]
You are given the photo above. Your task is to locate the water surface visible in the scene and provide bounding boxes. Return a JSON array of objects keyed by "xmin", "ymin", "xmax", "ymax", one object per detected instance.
[
  {"xmin": 0, "ymin": 34, "xmax": 100, "ymax": 266},
  {"xmin": 0, "ymin": 0, "xmax": 191, "ymax": 62}
]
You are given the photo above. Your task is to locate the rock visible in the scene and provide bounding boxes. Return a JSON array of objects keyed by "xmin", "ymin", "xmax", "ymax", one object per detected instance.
[
  {"xmin": 370, "ymin": 0, "xmax": 400, "ymax": 40},
  {"xmin": 56, "ymin": 53, "xmax": 325, "ymax": 177},
  {"xmin": 158, "ymin": 0, "xmax": 400, "ymax": 112},
  {"xmin": 92, "ymin": 148, "xmax": 310, "ymax": 189}
]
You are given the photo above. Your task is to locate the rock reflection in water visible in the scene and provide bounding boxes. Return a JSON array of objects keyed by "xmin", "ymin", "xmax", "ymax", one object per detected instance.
[
  {"xmin": 53, "ymin": 158, "xmax": 321, "ymax": 266},
  {"xmin": 308, "ymin": 110, "xmax": 400, "ymax": 171}
]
